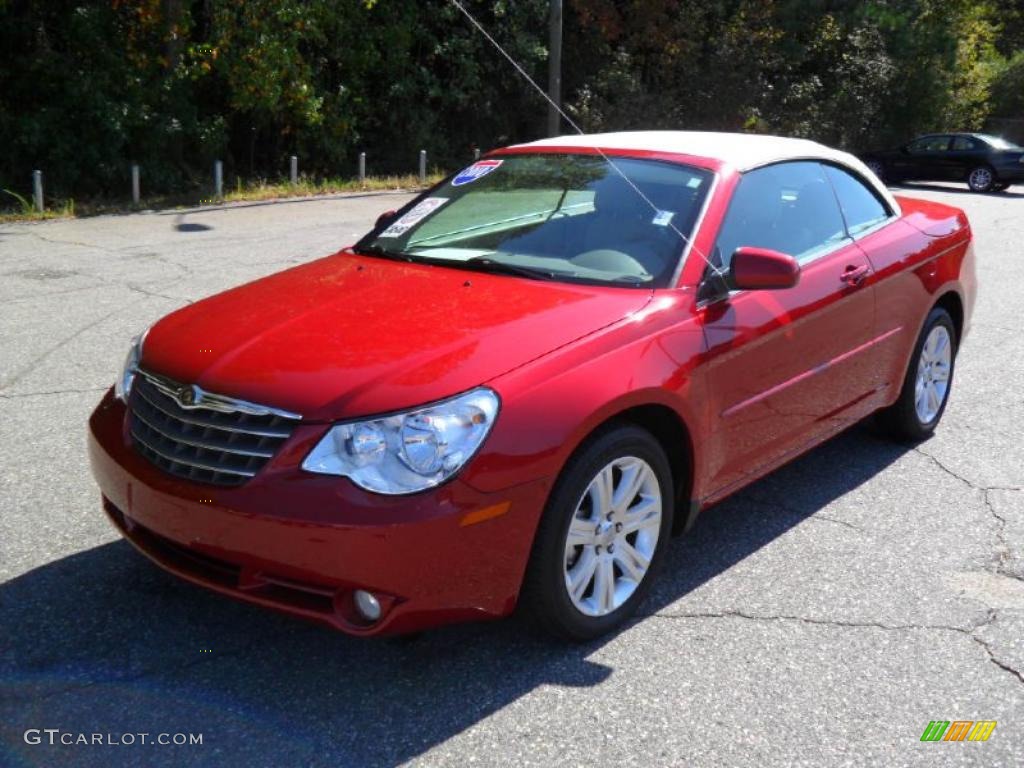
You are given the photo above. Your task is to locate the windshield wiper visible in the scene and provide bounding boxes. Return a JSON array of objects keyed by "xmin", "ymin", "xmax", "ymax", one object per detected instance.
[
  {"xmin": 603, "ymin": 274, "xmax": 652, "ymax": 285},
  {"xmin": 352, "ymin": 243, "xmax": 416, "ymax": 262},
  {"xmin": 462, "ymin": 256, "xmax": 561, "ymax": 281}
]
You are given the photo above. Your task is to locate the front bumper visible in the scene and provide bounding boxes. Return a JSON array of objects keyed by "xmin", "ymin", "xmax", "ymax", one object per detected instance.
[{"xmin": 88, "ymin": 390, "xmax": 549, "ymax": 635}]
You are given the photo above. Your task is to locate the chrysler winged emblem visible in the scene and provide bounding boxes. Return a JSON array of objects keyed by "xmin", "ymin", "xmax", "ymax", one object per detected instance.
[{"xmin": 176, "ymin": 384, "xmax": 201, "ymax": 407}]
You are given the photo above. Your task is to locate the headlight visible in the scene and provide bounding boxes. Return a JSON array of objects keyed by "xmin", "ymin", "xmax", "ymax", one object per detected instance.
[
  {"xmin": 113, "ymin": 330, "xmax": 147, "ymax": 402},
  {"xmin": 302, "ymin": 388, "xmax": 500, "ymax": 495}
]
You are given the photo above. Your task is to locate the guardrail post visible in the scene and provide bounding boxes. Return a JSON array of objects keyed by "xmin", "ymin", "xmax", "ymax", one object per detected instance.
[
  {"xmin": 214, "ymin": 160, "xmax": 223, "ymax": 200},
  {"xmin": 32, "ymin": 170, "xmax": 43, "ymax": 212},
  {"xmin": 131, "ymin": 164, "xmax": 140, "ymax": 204},
  {"xmin": 419, "ymin": 150, "xmax": 427, "ymax": 184},
  {"xmin": 358, "ymin": 152, "xmax": 366, "ymax": 183},
  {"xmin": 473, "ymin": 148, "xmax": 481, "ymax": 161},
  {"xmin": 290, "ymin": 155, "xmax": 298, "ymax": 185}
]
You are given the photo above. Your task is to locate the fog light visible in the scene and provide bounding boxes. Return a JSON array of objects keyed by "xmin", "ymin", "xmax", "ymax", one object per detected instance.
[{"xmin": 354, "ymin": 589, "xmax": 382, "ymax": 622}]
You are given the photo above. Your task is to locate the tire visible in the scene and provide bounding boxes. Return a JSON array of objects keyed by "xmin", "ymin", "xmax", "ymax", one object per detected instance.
[
  {"xmin": 875, "ymin": 307, "xmax": 957, "ymax": 442},
  {"xmin": 519, "ymin": 423, "xmax": 674, "ymax": 641},
  {"xmin": 967, "ymin": 165, "xmax": 995, "ymax": 193},
  {"xmin": 865, "ymin": 160, "xmax": 885, "ymax": 182}
]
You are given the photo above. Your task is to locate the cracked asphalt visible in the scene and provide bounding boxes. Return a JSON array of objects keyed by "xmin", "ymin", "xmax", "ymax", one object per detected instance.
[{"xmin": 1, "ymin": 184, "xmax": 1022, "ymax": 767}]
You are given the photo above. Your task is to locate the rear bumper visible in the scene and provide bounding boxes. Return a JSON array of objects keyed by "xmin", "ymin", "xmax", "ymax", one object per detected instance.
[
  {"xmin": 88, "ymin": 389, "xmax": 549, "ymax": 635},
  {"xmin": 994, "ymin": 165, "xmax": 1024, "ymax": 183}
]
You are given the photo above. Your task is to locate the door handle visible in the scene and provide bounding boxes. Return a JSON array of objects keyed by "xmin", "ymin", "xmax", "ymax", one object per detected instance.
[{"xmin": 840, "ymin": 264, "xmax": 870, "ymax": 286}]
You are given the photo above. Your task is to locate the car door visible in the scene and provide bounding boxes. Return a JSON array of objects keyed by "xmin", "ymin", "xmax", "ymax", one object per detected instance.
[
  {"xmin": 698, "ymin": 161, "xmax": 877, "ymax": 497},
  {"xmin": 949, "ymin": 135, "xmax": 984, "ymax": 182},
  {"xmin": 904, "ymin": 135, "xmax": 952, "ymax": 181}
]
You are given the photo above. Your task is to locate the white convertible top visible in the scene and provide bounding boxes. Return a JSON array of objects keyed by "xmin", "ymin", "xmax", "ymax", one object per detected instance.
[{"xmin": 515, "ymin": 131, "xmax": 900, "ymax": 214}]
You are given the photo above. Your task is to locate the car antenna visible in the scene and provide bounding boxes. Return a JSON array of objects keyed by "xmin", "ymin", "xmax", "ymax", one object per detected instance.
[{"xmin": 448, "ymin": 0, "xmax": 725, "ymax": 279}]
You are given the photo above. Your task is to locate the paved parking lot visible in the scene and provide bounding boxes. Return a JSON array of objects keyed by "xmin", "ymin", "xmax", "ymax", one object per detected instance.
[{"xmin": 1, "ymin": 184, "xmax": 1022, "ymax": 767}]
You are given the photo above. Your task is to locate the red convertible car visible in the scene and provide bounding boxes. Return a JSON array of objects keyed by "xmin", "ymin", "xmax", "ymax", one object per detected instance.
[{"xmin": 89, "ymin": 132, "xmax": 976, "ymax": 640}]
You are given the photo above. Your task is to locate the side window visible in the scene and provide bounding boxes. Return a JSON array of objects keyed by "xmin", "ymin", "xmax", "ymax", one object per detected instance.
[
  {"xmin": 713, "ymin": 161, "xmax": 847, "ymax": 271},
  {"xmin": 822, "ymin": 164, "xmax": 891, "ymax": 236},
  {"xmin": 908, "ymin": 136, "xmax": 951, "ymax": 153},
  {"xmin": 951, "ymin": 136, "xmax": 979, "ymax": 151}
]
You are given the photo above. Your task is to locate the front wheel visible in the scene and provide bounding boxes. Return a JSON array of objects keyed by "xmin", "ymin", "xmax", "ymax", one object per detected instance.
[
  {"xmin": 519, "ymin": 423, "xmax": 674, "ymax": 641},
  {"xmin": 876, "ymin": 307, "xmax": 957, "ymax": 442},
  {"xmin": 967, "ymin": 165, "xmax": 995, "ymax": 193}
]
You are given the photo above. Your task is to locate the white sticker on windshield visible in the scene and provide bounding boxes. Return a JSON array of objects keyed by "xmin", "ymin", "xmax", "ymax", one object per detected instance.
[
  {"xmin": 652, "ymin": 210, "xmax": 674, "ymax": 227},
  {"xmin": 687, "ymin": 177, "xmax": 702, "ymax": 188},
  {"xmin": 380, "ymin": 197, "xmax": 449, "ymax": 238}
]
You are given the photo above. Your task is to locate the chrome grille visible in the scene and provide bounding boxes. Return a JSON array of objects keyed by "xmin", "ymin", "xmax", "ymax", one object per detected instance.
[{"xmin": 128, "ymin": 370, "xmax": 301, "ymax": 487}]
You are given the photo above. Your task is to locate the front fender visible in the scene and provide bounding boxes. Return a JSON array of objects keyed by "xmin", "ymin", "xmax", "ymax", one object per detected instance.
[{"xmin": 462, "ymin": 294, "xmax": 707, "ymax": 496}]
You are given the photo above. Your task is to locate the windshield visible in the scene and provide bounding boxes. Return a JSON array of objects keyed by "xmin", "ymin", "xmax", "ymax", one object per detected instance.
[
  {"xmin": 977, "ymin": 134, "xmax": 1023, "ymax": 150},
  {"xmin": 356, "ymin": 154, "xmax": 713, "ymax": 288}
]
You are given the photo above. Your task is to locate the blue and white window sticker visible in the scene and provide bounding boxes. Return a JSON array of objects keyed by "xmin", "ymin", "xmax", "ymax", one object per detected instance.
[{"xmin": 452, "ymin": 159, "xmax": 503, "ymax": 186}]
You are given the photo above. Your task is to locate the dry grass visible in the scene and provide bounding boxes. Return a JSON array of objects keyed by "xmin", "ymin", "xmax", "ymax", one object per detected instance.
[
  {"xmin": 0, "ymin": 173, "xmax": 445, "ymax": 223},
  {"xmin": 220, "ymin": 173, "xmax": 445, "ymax": 203},
  {"xmin": 0, "ymin": 189, "xmax": 75, "ymax": 223}
]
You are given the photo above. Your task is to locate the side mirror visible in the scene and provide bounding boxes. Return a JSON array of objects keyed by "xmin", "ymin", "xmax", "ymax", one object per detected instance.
[
  {"xmin": 375, "ymin": 210, "xmax": 397, "ymax": 230},
  {"xmin": 730, "ymin": 247, "xmax": 800, "ymax": 290}
]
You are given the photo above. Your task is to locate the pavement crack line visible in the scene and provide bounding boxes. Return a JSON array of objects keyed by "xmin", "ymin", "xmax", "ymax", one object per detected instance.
[
  {"xmin": 0, "ymin": 387, "xmax": 107, "ymax": 400},
  {"xmin": 126, "ymin": 282, "xmax": 194, "ymax": 304},
  {"xmin": 0, "ymin": 306, "xmax": 125, "ymax": 392},
  {"xmin": 648, "ymin": 608, "xmax": 1024, "ymax": 689},
  {"xmin": 914, "ymin": 447, "xmax": 1021, "ymax": 579},
  {"xmin": 646, "ymin": 609, "xmax": 974, "ymax": 634},
  {"xmin": 738, "ymin": 496, "xmax": 869, "ymax": 536},
  {"xmin": 809, "ymin": 514, "xmax": 866, "ymax": 534},
  {"xmin": 0, "ymin": 271, "xmax": 194, "ymax": 393},
  {"xmin": 21, "ymin": 230, "xmax": 198, "ymax": 282},
  {"xmin": 970, "ymin": 610, "xmax": 1024, "ymax": 687}
]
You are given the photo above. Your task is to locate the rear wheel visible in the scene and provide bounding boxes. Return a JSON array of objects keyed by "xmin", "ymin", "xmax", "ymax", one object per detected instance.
[
  {"xmin": 519, "ymin": 423, "xmax": 673, "ymax": 641},
  {"xmin": 967, "ymin": 165, "xmax": 995, "ymax": 193},
  {"xmin": 876, "ymin": 307, "xmax": 957, "ymax": 442}
]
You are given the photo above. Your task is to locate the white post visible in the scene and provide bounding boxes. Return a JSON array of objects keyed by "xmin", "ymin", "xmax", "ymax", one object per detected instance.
[
  {"xmin": 358, "ymin": 152, "xmax": 366, "ymax": 183},
  {"xmin": 32, "ymin": 170, "xmax": 43, "ymax": 212},
  {"xmin": 214, "ymin": 160, "xmax": 223, "ymax": 199},
  {"xmin": 473, "ymin": 148, "xmax": 481, "ymax": 161},
  {"xmin": 290, "ymin": 155, "xmax": 298, "ymax": 185},
  {"xmin": 419, "ymin": 150, "xmax": 427, "ymax": 184},
  {"xmin": 131, "ymin": 164, "xmax": 140, "ymax": 204}
]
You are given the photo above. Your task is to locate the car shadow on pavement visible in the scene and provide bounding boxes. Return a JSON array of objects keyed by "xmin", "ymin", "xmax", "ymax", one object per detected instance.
[
  {"xmin": 0, "ymin": 425, "xmax": 911, "ymax": 767},
  {"xmin": 891, "ymin": 181, "xmax": 1024, "ymax": 198}
]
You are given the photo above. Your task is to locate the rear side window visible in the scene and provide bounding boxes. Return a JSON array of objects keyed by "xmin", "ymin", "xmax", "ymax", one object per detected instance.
[
  {"xmin": 952, "ymin": 136, "xmax": 980, "ymax": 151},
  {"xmin": 713, "ymin": 161, "xmax": 847, "ymax": 268},
  {"xmin": 822, "ymin": 164, "xmax": 891, "ymax": 236},
  {"xmin": 909, "ymin": 136, "xmax": 951, "ymax": 152}
]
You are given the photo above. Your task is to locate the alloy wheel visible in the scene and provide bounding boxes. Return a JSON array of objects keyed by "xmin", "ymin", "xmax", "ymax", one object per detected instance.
[
  {"xmin": 969, "ymin": 167, "xmax": 993, "ymax": 192},
  {"xmin": 563, "ymin": 456, "xmax": 662, "ymax": 617},
  {"xmin": 914, "ymin": 325, "xmax": 952, "ymax": 424}
]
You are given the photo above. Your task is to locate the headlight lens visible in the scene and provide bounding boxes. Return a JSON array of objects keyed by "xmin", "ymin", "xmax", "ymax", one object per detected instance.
[
  {"xmin": 113, "ymin": 330, "xmax": 147, "ymax": 402},
  {"xmin": 302, "ymin": 387, "xmax": 500, "ymax": 494}
]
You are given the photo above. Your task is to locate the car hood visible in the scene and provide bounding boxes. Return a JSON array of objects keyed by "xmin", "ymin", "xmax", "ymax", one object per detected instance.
[{"xmin": 141, "ymin": 251, "xmax": 653, "ymax": 421}]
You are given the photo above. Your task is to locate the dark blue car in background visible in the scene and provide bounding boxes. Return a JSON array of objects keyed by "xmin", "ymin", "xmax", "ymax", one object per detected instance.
[{"xmin": 861, "ymin": 132, "xmax": 1024, "ymax": 193}]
